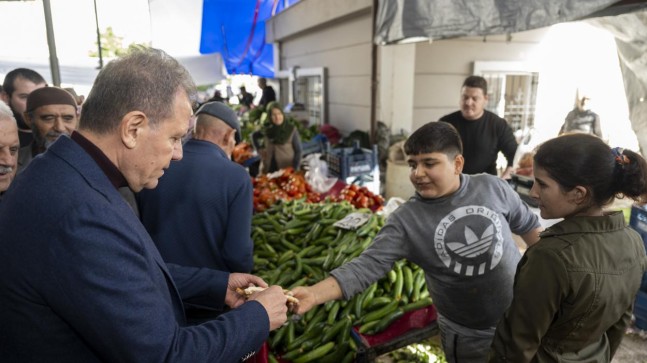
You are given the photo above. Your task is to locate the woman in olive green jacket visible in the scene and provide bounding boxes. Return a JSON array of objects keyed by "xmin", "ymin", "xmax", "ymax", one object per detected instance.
[{"xmin": 490, "ymin": 133, "xmax": 647, "ymax": 362}]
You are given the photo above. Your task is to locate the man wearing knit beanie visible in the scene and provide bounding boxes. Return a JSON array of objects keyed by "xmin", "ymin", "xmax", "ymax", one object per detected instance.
[{"xmin": 17, "ymin": 86, "xmax": 79, "ymax": 173}]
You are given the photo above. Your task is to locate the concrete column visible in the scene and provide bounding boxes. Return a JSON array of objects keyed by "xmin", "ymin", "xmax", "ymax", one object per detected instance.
[{"xmin": 378, "ymin": 43, "xmax": 415, "ymax": 134}]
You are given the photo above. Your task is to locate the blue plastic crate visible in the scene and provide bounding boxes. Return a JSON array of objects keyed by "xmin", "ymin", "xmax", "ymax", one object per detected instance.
[
  {"xmin": 301, "ymin": 139, "xmax": 325, "ymax": 156},
  {"xmin": 635, "ymin": 290, "xmax": 647, "ymax": 330},
  {"xmin": 629, "ymin": 205, "xmax": 647, "ymax": 252},
  {"xmin": 324, "ymin": 142, "xmax": 378, "ymax": 180}
]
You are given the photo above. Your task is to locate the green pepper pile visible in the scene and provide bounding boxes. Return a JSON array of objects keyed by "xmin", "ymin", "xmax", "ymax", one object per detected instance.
[{"xmin": 252, "ymin": 199, "xmax": 434, "ymax": 362}]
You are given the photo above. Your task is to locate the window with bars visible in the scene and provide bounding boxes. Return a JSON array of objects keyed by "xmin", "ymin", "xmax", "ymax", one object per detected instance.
[
  {"xmin": 295, "ymin": 75, "xmax": 323, "ymax": 126},
  {"xmin": 473, "ymin": 61, "xmax": 540, "ymax": 136},
  {"xmin": 481, "ymin": 72, "xmax": 539, "ymax": 133},
  {"xmin": 274, "ymin": 67, "xmax": 327, "ymax": 126}
]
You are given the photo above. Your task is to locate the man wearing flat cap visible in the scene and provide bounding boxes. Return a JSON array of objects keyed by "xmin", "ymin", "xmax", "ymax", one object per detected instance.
[
  {"xmin": 17, "ymin": 86, "xmax": 78, "ymax": 173},
  {"xmin": 137, "ymin": 101, "xmax": 253, "ymax": 324}
]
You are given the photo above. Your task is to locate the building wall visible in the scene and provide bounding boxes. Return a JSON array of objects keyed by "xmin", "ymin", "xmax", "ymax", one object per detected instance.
[
  {"xmin": 266, "ymin": 1, "xmax": 635, "ymax": 153},
  {"xmin": 378, "ymin": 43, "xmax": 415, "ymax": 135},
  {"xmin": 279, "ymin": 15, "xmax": 373, "ymax": 133},
  {"xmin": 267, "ymin": 0, "xmax": 373, "ymax": 135},
  {"xmin": 411, "ymin": 29, "xmax": 547, "ymax": 132},
  {"xmin": 268, "ymin": 0, "xmax": 549, "ymax": 136}
]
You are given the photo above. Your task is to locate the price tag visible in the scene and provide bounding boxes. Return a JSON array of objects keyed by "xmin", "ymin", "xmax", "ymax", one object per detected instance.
[{"xmin": 334, "ymin": 212, "xmax": 371, "ymax": 230}]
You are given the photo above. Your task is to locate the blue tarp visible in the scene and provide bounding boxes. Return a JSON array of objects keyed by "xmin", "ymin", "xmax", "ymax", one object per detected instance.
[{"xmin": 200, "ymin": 0, "xmax": 299, "ymax": 77}]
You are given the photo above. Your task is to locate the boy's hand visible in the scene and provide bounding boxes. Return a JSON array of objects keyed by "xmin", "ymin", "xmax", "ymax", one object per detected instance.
[{"xmin": 290, "ymin": 286, "xmax": 317, "ymax": 315}]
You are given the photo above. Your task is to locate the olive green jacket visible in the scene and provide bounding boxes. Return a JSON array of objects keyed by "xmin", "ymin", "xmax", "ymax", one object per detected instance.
[{"xmin": 490, "ymin": 211, "xmax": 647, "ymax": 362}]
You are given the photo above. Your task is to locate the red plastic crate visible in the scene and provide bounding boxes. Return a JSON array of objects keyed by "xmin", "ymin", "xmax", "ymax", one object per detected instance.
[
  {"xmin": 351, "ymin": 305, "xmax": 439, "ymax": 362},
  {"xmin": 352, "ymin": 305, "xmax": 437, "ymax": 348}
]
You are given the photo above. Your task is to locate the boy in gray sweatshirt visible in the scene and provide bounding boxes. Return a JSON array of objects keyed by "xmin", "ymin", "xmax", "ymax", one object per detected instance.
[{"xmin": 292, "ymin": 121, "xmax": 541, "ymax": 362}]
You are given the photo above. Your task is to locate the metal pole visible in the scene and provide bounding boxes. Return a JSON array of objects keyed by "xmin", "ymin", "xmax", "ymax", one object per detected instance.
[
  {"xmin": 369, "ymin": 0, "xmax": 378, "ymax": 144},
  {"xmin": 42, "ymin": 0, "xmax": 61, "ymax": 86},
  {"xmin": 93, "ymin": 0, "xmax": 104, "ymax": 69}
]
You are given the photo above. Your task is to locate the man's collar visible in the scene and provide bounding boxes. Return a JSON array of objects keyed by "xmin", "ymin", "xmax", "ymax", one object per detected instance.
[{"xmin": 71, "ymin": 131, "xmax": 129, "ymax": 189}]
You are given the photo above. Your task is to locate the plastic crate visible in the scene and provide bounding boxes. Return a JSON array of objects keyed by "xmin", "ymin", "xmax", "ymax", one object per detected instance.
[
  {"xmin": 629, "ymin": 205, "xmax": 647, "ymax": 293},
  {"xmin": 509, "ymin": 174, "xmax": 538, "ymax": 208},
  {"xmin": 324, "ymin": 141, "xmax": 378, "ymax": 180},
  {"xmin": 629, "ymin": 205, "xmax": 647, "ymax": 248},
  {"xmin": 301, "ymin": 139, "xmax": 325, "ymax": 156},
  {"xmin": 351, "ymin": 305, "xmax": 439, "ymax": 362},
  {"xmin": 635, "ymin": 290, "xmax": 647, "ymax": 330}
]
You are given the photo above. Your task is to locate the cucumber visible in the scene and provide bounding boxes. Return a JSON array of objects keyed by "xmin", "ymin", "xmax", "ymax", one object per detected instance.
[
  {"xmin": 327, "ymin": 301, "xmax": 341, "ymax": 325},
  {"xmin": 321, "ymin": 316, "xmax": 349, "ymax": 343},
  {"xmin": 303, "ymin": 308, "xmax": 327, "ymax": 334},
  {"xmin": 360, "ymin": 283, "xmax": 378, "ymax": 310},
  {"xmin": 393, "ymin": 266, "xmax": 404, "ymax": 301},
  {"xmin": 285, "ymin": 321, "xmax": 325, "ymax": 351},
  {"xmin": 358, "ymin": 319, "xmax": 380, "ymax": 334},
  {"xmin": 318, "ymin": 342, "xmax": 349, "ymax": 363},
  {"xmin": 364, "ymin": 296, "xmax": 393, "ymax": 312},
  {"xmin": 341, "ymin": 350, "xmax": 355, "ymax": 363},
  {"xmin": 359, "ymin": 300, "xmax": 399, "ymax": 324},
  {"xmin": 401, "ymin": 297, "xmax": 433, "ymax": 313},
  {"xmin": 286, "ymin": 320, "xmax": 296, "ymax": 345},
  {"xmin": 293, "ymin": 342, "xmax": 335, "ymax": 363},
  {"xmin": 269, "ymin": 323, "xmax": 288, "ymax": 350},
  {"xmin": 402, "ymin": 265, "xmax": 414, "ymax": 297},
  {"xmin": 268, "ymin": 352, "xmax": 279, "ymax": 363},
  {"xmin": 354, "ymin": 287, "xmax": 368, "ymax": 318},
  {"xmin": 372, "ymin": 308, "xmax": 404, "ymax": 334}
]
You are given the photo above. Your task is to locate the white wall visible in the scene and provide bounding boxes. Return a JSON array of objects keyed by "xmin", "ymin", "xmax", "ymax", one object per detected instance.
[
  {"xmin": 278, "ymin": 15, "xmax": 372, "ymax": 134},
  {"xmin": 379, "ymin": 43, "xmax": 415, "ymax": 134},
  {"xmin": 411, "ymin": 29, "xmax": 547, "ymax": 132},
  {"xmin": 267, "ymin": 0, "xmax": 373, "ymax": 134}
]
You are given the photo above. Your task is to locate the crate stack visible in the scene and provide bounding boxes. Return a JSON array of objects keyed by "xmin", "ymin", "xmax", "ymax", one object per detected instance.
[
  {"xmin": 629, "ymin": 205, "xmax": 647, "ymax": 330},
  {"xmin": 323, "ymin": 141, "xmax": 378, "ymax": 180}
]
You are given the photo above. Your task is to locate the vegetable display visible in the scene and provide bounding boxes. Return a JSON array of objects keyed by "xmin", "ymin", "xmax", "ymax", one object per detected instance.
[
  {"xmin": 330, "ymin": 183, "xmax": 385, "ymax": 211},
  {"xmin": 252, "ymin": 167, "xmax": 386, "ymax": 213},
  {"xmin": 252, "ymin": 168, "xmax": 322, "ymax": 212},
  {"xmin": 251, "ymin": 199, "xmax": 433, "ymax": 361}
]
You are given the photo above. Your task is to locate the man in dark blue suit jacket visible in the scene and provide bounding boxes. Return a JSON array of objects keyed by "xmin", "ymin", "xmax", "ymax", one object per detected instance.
[
  {"xmin": 138, "ymin": 101, "xmax": 255, "ymax": 323},
  {"xmin": 0, "ymin": 48, "xmax": 288, "ymax": 363}
]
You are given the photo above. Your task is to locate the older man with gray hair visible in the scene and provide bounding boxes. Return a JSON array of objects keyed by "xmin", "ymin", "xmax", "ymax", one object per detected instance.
[
  {"xmin": 0, "ymin": 101, "xmax": 19, "ymax": 200},
  {"xmin": 0, "ymin": 48, "xmax": 288, "ymax": 362}
]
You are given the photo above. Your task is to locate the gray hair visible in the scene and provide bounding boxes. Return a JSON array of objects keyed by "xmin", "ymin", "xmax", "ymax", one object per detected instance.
[
  {"xmin": 0, "ymin": 101, "xmax": 16, "ymax": 123},
  {"xmin": 80, "ymin": 47, "xmax": 196, "ymax": 134}
]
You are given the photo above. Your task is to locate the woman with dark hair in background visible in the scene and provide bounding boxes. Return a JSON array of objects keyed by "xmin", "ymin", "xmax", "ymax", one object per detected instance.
[{"xmin": 490, "ymin": 133, "xmax": 647, "ymax": 363}]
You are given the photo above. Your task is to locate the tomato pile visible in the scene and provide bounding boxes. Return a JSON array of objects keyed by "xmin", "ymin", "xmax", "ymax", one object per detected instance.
[
  {"xmin": 252, "ymin": 168, "xmax": 386, "ymax": 212},
  {"xmin": 331, "ymin": 184, "xmax": 385, "ymax": 211},
  {"xmin": 252, "ymin": 168, "xmax": 321, "ymax": 212},
  {"xmin": 232, "ymin": 142, "xmax": 255, "ymax": 165}
]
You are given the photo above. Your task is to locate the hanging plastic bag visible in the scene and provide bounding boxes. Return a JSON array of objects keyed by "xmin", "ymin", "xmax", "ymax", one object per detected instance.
[
  {"xmin": 380, "ymin": 197, "xmax": 407, "ymax": 218},
  {"xmin": 304, "ymin": 154, "xmax": 337, "ymax": 193}
]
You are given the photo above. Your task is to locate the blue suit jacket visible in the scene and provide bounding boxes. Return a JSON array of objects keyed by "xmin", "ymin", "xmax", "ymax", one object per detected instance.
[
  {"xmin": 0, "ymin": 136, "xmax": 268, "ymax": 362},
  {"xmin": 138, "ymin": 139, "xmax": 254, "ymax": 277}
]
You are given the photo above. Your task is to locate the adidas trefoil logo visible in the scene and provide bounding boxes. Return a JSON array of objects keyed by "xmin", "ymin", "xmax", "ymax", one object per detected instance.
[{"xmin": 446, "ymin": 225, "xmax": 494, "ymax": 258}]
